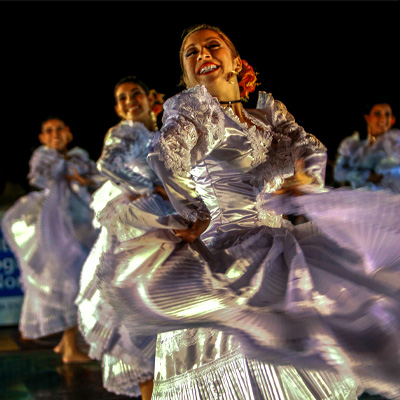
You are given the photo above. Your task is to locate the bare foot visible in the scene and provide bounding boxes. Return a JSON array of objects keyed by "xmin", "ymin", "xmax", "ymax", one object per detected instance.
[
  {"xmin": 139, "ymin": 379, "xmax": 154, "ymax": 400},
  {"xmin": 62, "ymin": 349, "xmax": 93, "ymax": 364},
  {"xmin": 19, "ymin": 333, "xmax": 32, "ymax": 342},
  {"xmin": 58, "ymin": 326, "xmax": 93, "ymax": 363},
  {"xmin": 53, "ymin": 337, "xmax": 64, "ymax": 354}
]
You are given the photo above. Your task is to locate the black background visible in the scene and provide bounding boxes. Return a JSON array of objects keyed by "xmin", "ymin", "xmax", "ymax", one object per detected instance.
[{"xmin": 1, "ymin": 1, "xmax": 398, "ymax": 193}]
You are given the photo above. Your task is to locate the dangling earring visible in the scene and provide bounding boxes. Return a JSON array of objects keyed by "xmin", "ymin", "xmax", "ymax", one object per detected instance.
[
  {"xmin": 150, "ymin": 111, "xmax": 158, "ymax": 131},
  {"xmin": 228, "ymin": 70, "xmax": 239, "ymax": 84}
]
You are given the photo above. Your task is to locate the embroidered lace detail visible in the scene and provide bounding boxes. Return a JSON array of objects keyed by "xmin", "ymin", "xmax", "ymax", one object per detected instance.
[
  {"xmin": 152, "ymin": 117, "xmax": 198, "ymax": 177},
  {"xmin": 254, "ymin": 92, "xmax": 326, "ymax": 192},
  {"xmin": 255, "ymin": 195, "xmax": 283, "ymax": 227},
  {"xmin": 156, "ymin": 328, "xmax": 218, "ymax": 358},
  {"xmin": 221, "ymin": 106, "xmax": 273, "ymax": 168},
  {"xmin": 257, "ymin": 91, "xmax": 325, "ymax": 156},
  {"xmin": 99, "ymin": 121, "xmax": 158, "ymax": 191},
  {"xmin": 220, "ymin": 103, "xmax": 288, "ymax": 192},
  {"xmin": 220, "ymin": 92, "xmax": 326, "ymax": 193},
  {"xmin": 153, "ymin": 86, "xmax": 225, "ymax": 177}
]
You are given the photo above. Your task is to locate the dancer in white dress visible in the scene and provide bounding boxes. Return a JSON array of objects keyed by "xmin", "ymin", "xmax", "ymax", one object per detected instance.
[
  {"xmin": 76, "ymin": 76, "xmax": 171, "ymax": 399},
  {"xmin": 1, "ymin": 117, "xmax": 104, "ymax": 363},
  {"xmin": 334, "ymin": 101, "xmax": 400, "ymax": 193},
  {"xmin": 97, "ymin": 25, "xmax": 400, "ymax": 399}
]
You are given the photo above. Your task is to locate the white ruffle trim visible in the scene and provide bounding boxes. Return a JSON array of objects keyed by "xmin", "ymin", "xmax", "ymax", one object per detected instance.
[{"xmin": 153, "ymin": 349, "xmax": 361, "ymax": 400}]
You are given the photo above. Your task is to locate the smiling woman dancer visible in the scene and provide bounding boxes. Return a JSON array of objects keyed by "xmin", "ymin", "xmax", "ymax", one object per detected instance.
[
  {"xmin": 334, "ymin": 101, "xmax": 400, "ymax": 192},
  {"xmin": 1, "ymin": 117, "xmax": 103, "ymax": 363},
  {"xmin": 97, "ymin": 24, "xmax": 400, "ymax": 400},
  {"xmin": 76, "ymin": 76, "xmax": 171, "ymax": 400}
]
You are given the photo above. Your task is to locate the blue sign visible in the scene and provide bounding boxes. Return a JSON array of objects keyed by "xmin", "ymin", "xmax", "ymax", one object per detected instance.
[
  {"xmin": 0, "ymin": 228, "xmax": 23, "ymax": 297},
  {"xmin": 0, "ymin": 224, "xmax": 23, "ymax": 325}
]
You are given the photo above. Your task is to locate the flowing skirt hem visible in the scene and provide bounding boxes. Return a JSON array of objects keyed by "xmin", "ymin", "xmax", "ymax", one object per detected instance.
[
  {"xmin": 102, "ymin": 354, "xmax": 153, "ymax": 398},
  {"xmin": 20, "ymin": 301, "xmax": 78, "ymax": 339},
  {"xmin": 152, "ymin": 349, "xmax": 361, "ymax": 400}
]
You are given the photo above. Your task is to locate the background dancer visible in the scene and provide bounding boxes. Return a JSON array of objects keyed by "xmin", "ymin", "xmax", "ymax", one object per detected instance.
[
  {"xmin": 76, "ymin": 76, "xmax": 170, "ymax": 400},
  {"xmin": 334, "ymin": 101, "xmax": 399, "ymax": 192},
  {"xmin": 2, "ymin": 116, "xmax": 103, "ymax": 363}
]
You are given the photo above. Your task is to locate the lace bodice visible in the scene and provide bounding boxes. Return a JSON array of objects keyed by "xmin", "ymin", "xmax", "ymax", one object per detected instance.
[{"xmin": 148, "ymin": 85, "xmax": 327, "ymax": 239}]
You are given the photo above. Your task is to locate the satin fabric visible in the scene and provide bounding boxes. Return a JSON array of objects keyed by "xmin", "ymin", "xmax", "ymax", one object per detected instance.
[
  {"xmin": 75, "ymin": 121, "xmax": 175, "ymax": 397},
  {"xmin": 97, "ymin": 87, "xmax": 369, "ymax": 399},
  {"xmin": 1, "ymin": 146, "xmax": 103, "ymax": 338}
]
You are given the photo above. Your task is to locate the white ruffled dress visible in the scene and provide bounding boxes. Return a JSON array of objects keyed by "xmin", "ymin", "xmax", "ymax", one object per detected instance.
[
  {"xmin": 75, "ymin": 121, "xmax": 174, "ymax": 397},
  {"xmin": 97, "ymin": 86, "xmax": 400, "ymax": 399},
  {"xmin": 1, "ymin": 146, "xmax": 102, "ymax": 338},
  {"xmin": 334, "ymin": 129, "xmax": 400, "ymax": 192}
]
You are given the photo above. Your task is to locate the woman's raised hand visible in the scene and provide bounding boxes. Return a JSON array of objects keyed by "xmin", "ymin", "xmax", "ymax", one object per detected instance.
[{"xmin": 274, "ymin": 159, "xmax": 313, "ymax": 196}]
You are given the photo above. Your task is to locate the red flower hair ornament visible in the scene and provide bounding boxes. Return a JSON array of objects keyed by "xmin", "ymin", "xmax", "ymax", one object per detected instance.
[
  {"xmin": 238, "ymin": 60, "xmax": 261, "ymax": 102},
  {"xmin": 150, "ymin": 89, "xmax": 165, "ymax": 117}
]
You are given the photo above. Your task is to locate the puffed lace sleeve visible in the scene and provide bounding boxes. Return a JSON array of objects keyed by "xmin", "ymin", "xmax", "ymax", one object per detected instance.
[
  {"xmin": 379, "ymin": 129, "xmax": 400, "ymax": 166},
  {"xmin": 375, "ymin": 129, "xmax": 400, "ymax": 192},
  {"xmin": 253, "ymin": 92, "xmax": 328, "ymax": 191},
  {"xmin": 27, "ymin": 146, "xmax": 67, "ymax": 189},
  {"xmin": 67, "ymin": 147, "xmax": 106, "ymax": 189},
  {"xmin": 97, "ymin": 121, "xmax": 156, "ymax": 195},
  {"xmin": 147, "ymin": 85, "xmax": 225, "ymax": 222},
  {"xmin": 333, "ymin": 132, "xmax": 370, "ymax": 188}
]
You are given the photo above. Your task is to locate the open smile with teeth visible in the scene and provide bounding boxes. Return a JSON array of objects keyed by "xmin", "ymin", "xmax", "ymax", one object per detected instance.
[
  {"xmin": 198, "ymin": 64, "xmax": 220, "ymax": 75},
  {"xmin": 128, "ymin": 105, "xmax": 138, "ymax": 112}
]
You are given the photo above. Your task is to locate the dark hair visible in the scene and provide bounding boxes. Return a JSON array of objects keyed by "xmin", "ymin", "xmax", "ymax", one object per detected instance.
[
  {"xmin": 178, "ymin": 24, "xmax": 240, "ymax": 87},
  {"xmin": 364, "ymin": 98, "xmax": 394, "ymax": 115},
  {"xmin": 114, "ymin": 76, "xmax": 150, "ymax": 97},
  {"xmin": 40, "ymin": 115, "xmax": 67, "ymax": 130}
]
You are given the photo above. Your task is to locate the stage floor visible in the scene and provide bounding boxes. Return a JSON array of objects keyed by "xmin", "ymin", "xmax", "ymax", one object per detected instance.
[
  {"xmin": 0, "ymin": 325, "xmax": 391, "ymax": 400},
  {"xmin": 0, "ymin": 325, "xmax": 136, "ymax": 400}
]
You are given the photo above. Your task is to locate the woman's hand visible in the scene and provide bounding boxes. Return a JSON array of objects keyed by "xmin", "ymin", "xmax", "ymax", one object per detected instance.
[
  {"xmin": 274, "ymin": 159, "xmax": 313, "ymax": 196},
  {"xmin": 128, "ymin": 193, "xmax": 145, "ymax": 201},
  {"xmin": 65, "ymin": 167, "xmax": 95, "ymax": 186},
  {"xmin": 153, "ymin": 185, "xmax": 169, "ymax": 200},
  {"xmin": 173, "ymin": 218, "xmax": 211, "ymax": 243}
]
